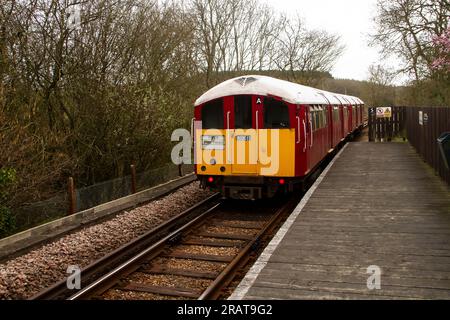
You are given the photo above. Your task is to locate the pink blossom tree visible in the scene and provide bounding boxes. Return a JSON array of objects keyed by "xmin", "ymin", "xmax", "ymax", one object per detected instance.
[{"xmin": 431, "ymin": 27, "xmax": 450, "ymax": 73}]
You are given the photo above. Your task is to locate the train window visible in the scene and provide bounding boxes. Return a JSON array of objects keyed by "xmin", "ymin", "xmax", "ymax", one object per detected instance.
[
  {"xmin": 333, "ymin": 106, "xmax": 340, "ymax": 122},
  {"xmin": 316, "ymin": 107, "xmax": 321, "ymax": 129},
  {"xmin": 202, "ymin": 98, "xmax": 224, "ymax": 129},
  {"xmin": 322, "ymin": 108, "xmax": 325, "ymax": 127},
  {"xmin": 264, "ymin": 97, "xmax": 290, "ymax": 129},
  {"xmin": 315, "ymin": 107, "xmax": 320, "ymax": 129},
  {"xmin": 234, "ymin": 95, "xmax": 252, "ymax": 129}
]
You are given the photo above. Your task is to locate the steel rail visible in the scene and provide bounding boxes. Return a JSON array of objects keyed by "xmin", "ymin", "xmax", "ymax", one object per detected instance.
[
  {"xmin": 30, "ymin": 193, "xmax": 220, "ymax": 300},
  {"xmin": 67, "ymin": 202, "xmax": 222, "ymax": 300},
  {"xmin": 198, "ymin": 196, "xmax": 298, "ymax": 300}
]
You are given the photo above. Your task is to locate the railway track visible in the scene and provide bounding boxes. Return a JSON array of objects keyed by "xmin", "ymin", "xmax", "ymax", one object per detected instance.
[
  {"xmin": 30, "ymin": 193, "xmax": 221, "ymax": 300},
  {"xmin": 30, "ymin": 138, "xmax": 344, "ymax": 301},
  {"xmin": 58, "ymin": 195, "xmax": 298, "ymax": 300}
]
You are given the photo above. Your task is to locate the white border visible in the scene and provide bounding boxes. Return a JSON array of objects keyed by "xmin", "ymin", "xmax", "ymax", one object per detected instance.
[{"xmin": 228, "ymin": 143, "xmax": 349, "ymax": 300}]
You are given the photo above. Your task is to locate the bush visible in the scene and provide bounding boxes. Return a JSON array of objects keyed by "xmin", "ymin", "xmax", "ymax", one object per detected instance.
[
  {"xmin": 0, "ymin": 206, "xmax": 15, "ymax": 238},
  {"xmin": 0, "ymin": 168, "xmax": 17, "ymax": 237}
]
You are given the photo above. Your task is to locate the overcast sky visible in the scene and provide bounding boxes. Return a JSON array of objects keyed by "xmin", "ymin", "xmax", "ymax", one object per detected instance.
[{"xmin": 263, "ymin": 0, "xmax": 401, "ymax": 82}]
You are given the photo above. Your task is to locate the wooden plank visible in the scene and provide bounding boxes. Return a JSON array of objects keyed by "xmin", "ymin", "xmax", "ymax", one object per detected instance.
[
  {"xmin": 259, "ymin": 262, "xmax": 450, "ymax": 281},
  {"xmin": 267, "ymin": 251, "xmax": 450, "ymax": 272},
  {"xmin": 210, "ymin": 221, "xmax": 262, "ymax": 229},
  {"xmin": 142, "ymin": 266, "xmax": 219, "ymax": 279},
  {"xmin": 249, "ymin": 279, "xmax": 450, "ymax": 299},
  {"xmin": 268, "ymin": 242, "xmax": 450, "ymax": 257},
  {"xmin": 196, "ymin": 232, "xmax": 254, "ymax": 240},
  {"xmin": 183, "ymin": 238, "xmax": 243, "ymax": 247},
  {"xmin": 245, "ymin": 286, "xmax": 416, "ymax": 300},
  {"xmin": 121, "ymin": 282, "xmax": 201, "ymax": 298},
  {"xmin": 163, "ymin": 251, "xmax": 235, "ymax": 262}
]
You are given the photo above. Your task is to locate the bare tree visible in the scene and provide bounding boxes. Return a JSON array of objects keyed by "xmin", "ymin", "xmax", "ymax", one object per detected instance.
[
  {"xmin": 273, "ymin": 15, "xmax": 345, "ymax": 84},
  {"xmin": 365, "ymin": 64, "xmax": 397, "ymax": 106},
  {"xmin": 371, "ymin": 0, "xmax": 450, "ymax": 81},
  {"xmin": 191, "ymin": 0, "xmax": 235, "ymax": 86}
]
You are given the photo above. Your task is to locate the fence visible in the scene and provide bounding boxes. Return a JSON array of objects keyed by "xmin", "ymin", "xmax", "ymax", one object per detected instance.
[
  {"xmin": 368, "ymin": 106, "xmax": 450, "ymax": 185},
  {"xmin": 368, "ymin": 107, "xmax": 406, "ymax": 142},
  {"xmin": 10, "ymin": 163, "xmax": 194, "ymax": 236},
  {"xmin": 405, "ymin": 107, "xmax": 450, "ymax": 185},
  {"xmin": 74, "ymin": 163, "xmax": 193, "ymax": 212}
]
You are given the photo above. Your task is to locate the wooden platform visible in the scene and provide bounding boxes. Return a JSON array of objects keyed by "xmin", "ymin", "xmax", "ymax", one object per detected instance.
[{"xmin": 230, "ymin": 142, "xmax": 450, "ymax": 300}]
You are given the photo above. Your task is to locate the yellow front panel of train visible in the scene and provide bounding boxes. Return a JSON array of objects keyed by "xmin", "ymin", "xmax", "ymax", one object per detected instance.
[
  {"xmin": 232, "ymin": 129, "xmax": 258, "ymax": 174},
  {"xmin": 196, "ymin": 129, "xmax": 295, "ymax": 177}
]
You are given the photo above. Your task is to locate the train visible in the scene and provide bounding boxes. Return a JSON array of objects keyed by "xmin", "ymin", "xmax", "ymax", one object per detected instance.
[{"xmin": 193, "ymin": 75, "xmax": 365, "ymax": 199}]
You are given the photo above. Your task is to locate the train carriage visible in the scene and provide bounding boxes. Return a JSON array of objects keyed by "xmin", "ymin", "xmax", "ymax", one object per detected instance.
[{"xmin": 193, "ymin": 75, "xmax": 364, "ymax": 199}]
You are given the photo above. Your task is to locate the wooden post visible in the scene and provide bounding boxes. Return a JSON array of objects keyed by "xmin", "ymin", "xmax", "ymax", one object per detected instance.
[
  {"xmin": 130, "ymin": 164, "xmax": 137, "ymax": 194},
  {"xmin": 368, "ymin": 107, "xmax": 374, "ymax": 142},
  {"xmin": 68, "ymin": 177, "xmax": 76, "ymax": 216},
  {"xmin": 178, "ymin": 164, "xmax": 183, "ymax": 177}
]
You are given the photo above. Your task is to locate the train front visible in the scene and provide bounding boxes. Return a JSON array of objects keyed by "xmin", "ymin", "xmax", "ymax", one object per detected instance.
[{"xmin": 193, "ymin": 76, "xmax": 300, "ymax": 200}]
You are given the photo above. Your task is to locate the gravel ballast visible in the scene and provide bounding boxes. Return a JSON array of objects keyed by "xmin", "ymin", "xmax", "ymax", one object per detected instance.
[{"xmin": 0, "ymin": 182, "xmax": 213, "ymax": 299}]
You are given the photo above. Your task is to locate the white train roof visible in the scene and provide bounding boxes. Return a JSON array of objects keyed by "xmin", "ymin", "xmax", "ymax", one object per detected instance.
[
  {"xmin": 195, "ymin": 75, "xmax": 364, "ymax": 106},
  {"xmin": 353, "ymin": 96, "xmax": 364, "ymax": 104},
  {"xmin": 315, "ymin": 90, "xmax": 342, "ymax": 105}
]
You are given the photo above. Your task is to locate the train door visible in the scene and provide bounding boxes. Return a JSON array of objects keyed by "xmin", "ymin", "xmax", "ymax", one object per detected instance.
[
  {"xmin": 360, "ymin": 105, "xmax": 364, "ymax": 125},
  {"xmin": 306, "ymin": 105, "xmax": 313, "ymax": 173},
  {"xmin": 327, "ymin": 105, "xmax": 333, "ymax": 152},
  {"xmin": 361, "ymin": 105, "xmax": 364, "ymax": 125},
  {"xmin": 348, "ymin": 106, "xmax": 353, "ymax": 133},
  {"xmin": 345, "ymin": 106, "xmax": 350, "ymax": 136},
  {"xmin": 356, "ymin": 106, "xmax": 360, "ymax": 126},
  {"xmin": 231, "ymin": 95, "xmax": 259, "ymax": 175},
  {"xmin": 295, "ymin": 105, "xmax": 308, "ymax": 176},
  {"xmin": 333, "ymin": 106, "xmax": 341, "ymax": 146},
  {"xmin": 316, "ymin": 93, "xmax": 333, "ymax": 153}
]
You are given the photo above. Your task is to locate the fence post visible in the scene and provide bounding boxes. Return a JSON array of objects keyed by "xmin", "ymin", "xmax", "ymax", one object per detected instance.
[
  {"xmin": 368, "ymin": 107, "xmax": 374, "ymax": 142},
  {"xmin": 68, "ymin": 177, "xmax": 76, "ymax": 216},
  {"xmin": 130, "ymin": 164, "xmax": 137, "ymax": 194}
]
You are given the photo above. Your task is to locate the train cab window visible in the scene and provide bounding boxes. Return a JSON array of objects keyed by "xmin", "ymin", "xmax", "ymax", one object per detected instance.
[
  {"xmin": 234, "ymin": 95, "xmax": 252, "ymax": 129},
  {"xmin": 202, "ymin": 98, "xmax": 224, "ymax": 129},
  {"xmin": 264, "ymin": 97, "xmax": 290, "ymax": 129}
]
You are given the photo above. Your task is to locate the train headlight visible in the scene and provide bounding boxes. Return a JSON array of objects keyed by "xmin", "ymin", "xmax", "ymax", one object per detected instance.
[{"xmin": 202, "ymin": 135, "xmax": 225, "ymax": 150}]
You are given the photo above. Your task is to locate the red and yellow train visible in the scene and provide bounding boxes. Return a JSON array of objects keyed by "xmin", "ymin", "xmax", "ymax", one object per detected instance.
[{"xmin": 193, "ymin": 75, "xmax": 365, "ymax": 199}]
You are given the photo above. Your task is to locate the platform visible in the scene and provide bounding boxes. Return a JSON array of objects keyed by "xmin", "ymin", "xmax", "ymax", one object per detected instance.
[{"xmin": 230, "ymin": 142, "xmax": 450, "ymax": 299}]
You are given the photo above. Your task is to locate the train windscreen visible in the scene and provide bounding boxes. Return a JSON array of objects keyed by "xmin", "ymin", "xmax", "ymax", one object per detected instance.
[
  {"xmin": 201, "ymin": 99, "xmax": 224, "ymax": 129},
  {"xmin": 234, "ymin": 95, "xmax": 252, "ymax": 129},
  {"xmin": 264, "ymin": 98, "xmax": 290, "ymax": 129}
]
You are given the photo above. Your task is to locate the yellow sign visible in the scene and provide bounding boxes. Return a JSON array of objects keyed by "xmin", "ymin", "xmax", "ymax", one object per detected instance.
[{"xmin": 376, "ymin": 107, "xmax": 392, "ymax": 118}]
